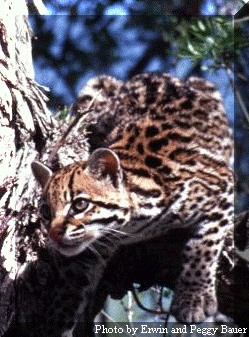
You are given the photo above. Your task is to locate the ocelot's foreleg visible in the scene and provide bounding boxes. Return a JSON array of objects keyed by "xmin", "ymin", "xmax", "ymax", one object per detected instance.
[{"xmin": 170, "ymin": 208, "xmax": 233, "ymax": 323}]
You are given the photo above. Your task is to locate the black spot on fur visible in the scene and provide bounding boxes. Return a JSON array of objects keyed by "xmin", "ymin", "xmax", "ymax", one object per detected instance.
[
  {"xmin": 186, "ymin": 159, "xmax": 196, "ymax": 166},
  {"xmin": 161, "ymin": 122, "xmax": 172, "ymax": 130},
  {"xmin": 134, "ymin": 126, "xmax": 141, "ymax": 136},
  {"xmin": 142, "ymin": 76, "xmax": 159, "ymax": 105},
  {"xmin": 209, "ymin": 212, "xmax": 223, "ymax": 221},
  {"xmin": 157, "ymin": 165, "xmax": 172, "ymax": 175},
  {"xmin": 220, "ymin": 200, "xmax": 232, "ymax": 210},
  {"xmin": 181, "ymin": 99, "xmax": 193, "ymax": 110},
  {"xmin": 193, "ymin": 108, "xmax": 208, "ymax": 120},
  {"xmin": 125, "ymin": 143, "xmax": 131, "ymax": 150},
  {"xmin": 125, "ymin": 167, "xmax": 150, "ymax": 177},
  {"xmin": 148, "ymin": 138, "xmax": 168, "ymax": 152},
  {"xmin": 207, "ymin": 240, "xmax": 214, "ymax": 247},
  {"xmin": 163, "ymin": 81, "xmax": 180, "ymax": 103},
  {"xmin": 145, "ymin": 156, "xmax": 162, "ymax": 168},
  {"xmin": 137, "ymin": 143, "xmax": 144, "ymax": 155},
  {"xmin": 168, "ymin": 133, "xmax": 193, "ymax": 143},
  {"xmin": 213, "ymin": 249, "xmax": 218, "ymax": 256},
  {"xmin": 206, "ymin": 227, "xmax": 219, "ymax": 234},
  {"xmin": 164, "ymin": 106, "xmax": 178, "ymax": 115},
  {"xmin": 153, "ymin": 173, "xmax": 163, "ymax": 186},
  {"xmin": 128, "ymin": 135, "xmax": 136, "ymax": 144},
  {"xmin": 130, "ymin": 186, "xmax": 161, "ymax": 198},
  {"xmin": 175, "ymin": 120, "xmax": 192, "ymax": 129},
  {"xmin": 146, "ymin": 126, "xmax": 159, "ymax": 137}
]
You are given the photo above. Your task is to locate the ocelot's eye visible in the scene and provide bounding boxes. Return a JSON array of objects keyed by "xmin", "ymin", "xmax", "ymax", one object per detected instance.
[
  {"xmin": 40, "ymin": 203, "xmax": 51, "ymax": 221},
  {"xmin": 72, "ymin": 198, "xmax": 89, "ymax": 213}
]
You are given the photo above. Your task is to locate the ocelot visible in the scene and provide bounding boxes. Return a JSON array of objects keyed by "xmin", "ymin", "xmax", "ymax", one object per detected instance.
[{"xmin": 32, "ymin": 72, "xmax": 234, "ymax": 323}]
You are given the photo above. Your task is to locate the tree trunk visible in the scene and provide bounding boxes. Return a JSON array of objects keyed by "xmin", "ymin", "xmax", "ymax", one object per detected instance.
[
  {"xmin": 0, "ymin": 2, "xmax": 53, "ymax": 334},
  {"xmin": 0, "ymin": 3, "xmax": 32, "ymax": 334},
  {"xmin": 0, "ymin": 3, "xmax": 249, "ymax": 337}
]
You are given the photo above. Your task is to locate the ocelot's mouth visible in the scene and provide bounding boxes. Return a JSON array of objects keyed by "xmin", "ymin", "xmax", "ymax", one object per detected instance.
[
  {"xmin": 58, "ymin": 233, "xmax": 95, "ymax": 247},
  {"xmin": 48, "ymin": 223, "xmax": 102, "ymax": 256},
  {"xmin": 49, "ymin": 234, "xmax": 97, "ymax": 257}
]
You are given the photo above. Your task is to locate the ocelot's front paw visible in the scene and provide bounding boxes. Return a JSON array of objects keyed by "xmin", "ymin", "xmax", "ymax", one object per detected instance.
[{"xmin": 170, "ymin": 285, "xmax": 218, "ymax": 323}]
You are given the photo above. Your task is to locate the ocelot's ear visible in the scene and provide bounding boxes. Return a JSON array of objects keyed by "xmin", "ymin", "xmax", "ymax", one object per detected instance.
[
  {"xmin": 31, "ymin": 161, "xmax": 53, "ymax": 189},
  {"xmin": 87, "ymin": 148, "xmax": 122, "ymax": 188}
]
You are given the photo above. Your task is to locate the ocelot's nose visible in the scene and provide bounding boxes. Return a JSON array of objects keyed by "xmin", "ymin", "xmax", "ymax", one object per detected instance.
[
  {"xmin": 67, "ymin": 217, "xmax": 85, "ymax": 228},
  {"xmin": 50, "ymin": 224, "xmax": 65, "ymax": 243},
  {"xmin": 71, "ymin": 224, "xmax": 85, "ymax": 231},
  {"xmin": 51, "ymin": 215, "xmax": 66, "ymax": 228}
]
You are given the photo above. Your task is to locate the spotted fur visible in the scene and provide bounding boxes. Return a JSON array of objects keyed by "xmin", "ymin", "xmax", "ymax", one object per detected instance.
[{"xmin": 32, "ymin": 73, "xmax": 234, "ymax": 324}]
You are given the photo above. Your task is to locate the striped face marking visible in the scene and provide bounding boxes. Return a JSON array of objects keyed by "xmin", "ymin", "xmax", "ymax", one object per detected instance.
[{"xmin": 33, "ymin": 149, "xmax": 131, "ymax": 257}]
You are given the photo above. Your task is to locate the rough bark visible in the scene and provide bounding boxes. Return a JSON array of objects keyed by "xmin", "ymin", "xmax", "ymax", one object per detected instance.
[
  {"xmin": 0, "ymin": 3, "xmax": 249, "ymax": 337},
  {"xmin": 0, "ymin": 3, "xmax": 31, "ymax": 334}
]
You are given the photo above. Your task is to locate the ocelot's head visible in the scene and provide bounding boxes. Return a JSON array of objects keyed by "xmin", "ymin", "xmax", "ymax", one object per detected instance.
[{"xmin": 32, "ymin": 149, "xmax": 130, "ymax": 257}]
